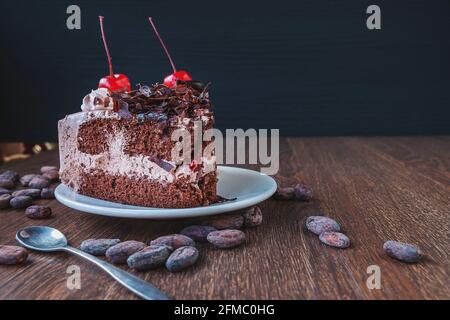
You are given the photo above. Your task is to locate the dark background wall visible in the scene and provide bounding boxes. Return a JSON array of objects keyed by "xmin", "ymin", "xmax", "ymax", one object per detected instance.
[{"xmin": 1, "ymin": 0, "xmax": 449, "ymax": 142}]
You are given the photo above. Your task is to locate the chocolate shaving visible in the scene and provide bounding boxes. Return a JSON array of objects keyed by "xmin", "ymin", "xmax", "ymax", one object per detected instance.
[
  {"xmin": 215, "ymin": 195, "xmax": 237, "ymax": 203},
  {"xmin": 111, "ymin": 82, "xmax": 212, "ymax": 120},
  {"xmin": 177, "ymin": 80, "xmax": 207, "ymax": 92},
  {"xmin": 148, "ymin": 154, "xmax": 175, "ymax": 172}
]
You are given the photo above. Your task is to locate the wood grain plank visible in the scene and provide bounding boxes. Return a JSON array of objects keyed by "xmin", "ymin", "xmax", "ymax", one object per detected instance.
[
  {"xmin": 360, "ymin": 136, "xmax": 450, "ymax": 188},
  {"xmin": 0, "ymin": 137, "xmax": 448, "ymax": 300},
  {"xmin": 285, "ymin": 137, "xmax": 449, "ymax": 299}
]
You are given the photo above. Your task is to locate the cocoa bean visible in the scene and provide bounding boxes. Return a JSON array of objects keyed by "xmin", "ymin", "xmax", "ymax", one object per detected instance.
[
  {"xmin": 383, "ymin": 240, "xmax": 422, "ymax": 263},
  {"xmin": 204, "ymin": 214, "xmax": 244, "ymax": 230},
  {"xmin": 274, "ymin": 183, "xmax": 313, "ymax": 201},
  {"xmin": 0, "ymin": 194, "xmax": 12, "ymax": 209},
  {"xmin": 0, "ymin": 177, "xmax": 15, "ymax": 189},
  {"xmin": 40, "ymin": 188, "xmax": 55, "ymax": 199},
  {"xmin": 127, "ymin": 245, "xmax": 171, "ymax": 270},
  {"xmin": 105, "ymin": 240, "xmax": 146, "ymax": 264},
  {"xmin": 0, "ymin": 171, "xmax": 19, "ymax": 182},
  {"xmin": 306, "ymin": 216, "xmax": 341, "ymax": 235},
  {"xmin": 207, "ymin": 229, "xmax": 246, "ymax": 249},
  {"xmin": 0, "ymin": 187, "xmax": 11, "ymax": 195},
  {"xmin": 10, "ymin": 196, "xmax": 33, "ymax": 209},
  {"xmin": 25, "ymin": 205, "xmax": 52, "ymax": 219},
  {"xmin": 150, "ymin": 234, "xmax": 195, "ymax": 250},
  {"xmin": 242, "ymin": 206, "xmax": 263, "ymax": 228},
  {"xmin": 80, "ymin": 239, "xmax": 121, "ymax": 256},
  {"xmin": 42, "ymin": 170, "xmax": 59, "ymax": 182},
  {"xmin": 319, "ymin": 231, "xmax": 350, "ymax": 249},
  {"xmin": 293, "ymin": 183, "xmax": 313, "ymax": 201},
  {"xmin": 41, "ymin": 166, "xmax": 58, "ymax": 174},
  {"xmin": 20, "ymin": 174, "xmax": 39, "ymax": 187},
  {"xmin": 166, "ymin": 246, "xmax": 199, "ymax": 272},
  {"xmin": 180, "ymin": 225, "xmax": 216, "ymax": 242},
  {"xmin": 274, "ymin": 187, "xmax": 295, "ymax": 200},
  {"xmin": 29, "ymin": 176, "xmax": 50, "ymax": 189},
  {"xmin": 12, "ymin": 189, "xmax": 41, "ymax": 199},
  {"xmin": 0, "ymin": 245, "xmax": 28, "ymax": 265}
]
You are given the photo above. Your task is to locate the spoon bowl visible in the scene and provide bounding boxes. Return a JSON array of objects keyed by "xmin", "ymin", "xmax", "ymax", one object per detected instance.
[
  {"xmin": 15, "ymin": 225, "xmax": 169, "ymax": 300},
  {"xmin": 16, "ymin": 226, "xmax": 68, "ymax": 252}
]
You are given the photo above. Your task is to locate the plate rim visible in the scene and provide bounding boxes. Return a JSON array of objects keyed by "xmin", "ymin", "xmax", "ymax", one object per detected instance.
[{"xmin": 55, "ymin": 166, "xmax": 277, "ymax": 219}]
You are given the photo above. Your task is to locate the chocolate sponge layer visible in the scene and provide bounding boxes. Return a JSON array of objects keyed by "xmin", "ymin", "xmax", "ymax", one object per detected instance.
[
  {"xmin": 77, "ymin": 170, "xmax": 218, "ymax": 208},
  {"xmin": 77, "ymin": 117, "xmax": 214, "ymax": 159}
]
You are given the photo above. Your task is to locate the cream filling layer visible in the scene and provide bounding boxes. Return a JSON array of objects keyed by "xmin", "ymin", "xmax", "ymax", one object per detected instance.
[{"xmin": 58, "ymin": 111, "xmax": 215, "ymax": 191}]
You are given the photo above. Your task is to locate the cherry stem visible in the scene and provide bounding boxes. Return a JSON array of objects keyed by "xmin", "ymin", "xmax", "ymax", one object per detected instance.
[
  {"xmin": 148, "ymin": 17, "xmax": 177, "ymax": 73},
  {"xmin": 99, "ymin": 16, "xmax": 114, "ymax": 76}
]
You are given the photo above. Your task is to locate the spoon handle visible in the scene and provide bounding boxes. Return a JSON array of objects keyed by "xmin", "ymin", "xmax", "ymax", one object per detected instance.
[{"xmin": 63, "ymin": 246, "xmax": 170, "ymax": 300}]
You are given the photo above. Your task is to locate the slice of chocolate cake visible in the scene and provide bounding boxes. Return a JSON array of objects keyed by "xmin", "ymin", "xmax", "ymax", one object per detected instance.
[{"xmin": 58, "ymin": 82, "xmax": 218, "ymax": 208}]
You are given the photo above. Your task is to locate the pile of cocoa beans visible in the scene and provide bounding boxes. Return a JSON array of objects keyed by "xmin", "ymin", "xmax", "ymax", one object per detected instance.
[
  {"xmin": 78, "ymin": 206, "xmax": 263, "ymax": 272},
  {"xmin": 0, "ymin": 166, "xmax": 61, "ymax": 266},
  {"xmin": 0, "ymin": 166, "xmax": 59, "ymax": 219}
]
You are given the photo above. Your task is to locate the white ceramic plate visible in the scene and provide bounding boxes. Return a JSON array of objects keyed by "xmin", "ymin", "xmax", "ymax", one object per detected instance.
[{"xmin": 55, "ymin": 166, "xmax": 277, "ymax": 219}]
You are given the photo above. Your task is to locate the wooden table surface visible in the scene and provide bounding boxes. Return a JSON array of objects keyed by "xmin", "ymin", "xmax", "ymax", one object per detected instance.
[{"xmin": 0, "ymin": 137, "xmax": 449, "ymax": 300}]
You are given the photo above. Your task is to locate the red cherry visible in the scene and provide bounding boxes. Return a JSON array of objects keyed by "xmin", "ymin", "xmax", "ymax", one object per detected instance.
[
  {"xmin": 164, "ymin": 70, "xmax": 192, "ymax": 88},
  {"xmin": 98, "ymin": 74, "xmax": 131, "ymax": 92},
  {"xmin": 98, "ymin": 16, "xmax": 131, "ymax": 92},
  {"xmin": 148, "ymin": 17, "xmax": 192, "ymax": 88}
]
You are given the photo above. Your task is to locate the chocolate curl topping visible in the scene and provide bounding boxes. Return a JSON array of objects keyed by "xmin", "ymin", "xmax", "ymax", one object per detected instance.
[{"xmin": 111, "ymin": 82, "xmax": 211, "ymax": 118}]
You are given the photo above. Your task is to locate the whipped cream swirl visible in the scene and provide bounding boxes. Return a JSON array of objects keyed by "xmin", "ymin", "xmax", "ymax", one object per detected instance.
[{"xmin": 81, "ymin": 88, "xmax": 115, "ymax": 112}]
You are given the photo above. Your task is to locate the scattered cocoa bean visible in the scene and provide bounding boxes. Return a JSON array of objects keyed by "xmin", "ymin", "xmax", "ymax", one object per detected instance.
[
  {"xmin": 42, "ymin": 170, "xmax": 59, "ymax": 182},
  {"xmin": 150, "ymin": 234, "xmax": 195, "ymax": 250},
  {"xmin": 80, "ymin": 239, "xmax": 121, "ymax": 256},
  {"xmin": 12, "ymin": 189, "xmax": 41, "ymax": 199},
  {"xmin": 306, "ymin": 216, "xmax": 341, "ymax": 235},
  {"xmin": 383, "ymin": 240, "xmax": 422, "ymax": 263},
  {"xmin": 274, "ymin": 183, "xmax": 313, "ymax": 201},
  {"xmin": 204, "ymin": 214, "xmax": 244, "ymax": 230},
  {"xmin": 29, "ymin": 176, "xmax": 50, "ymax": 189},
  {"xmin": 105, "ymin": 240, "xmax": 146, "ymax": 264},
  {"xmin": 127, "ymin": 245, "xmax": 172, "ymax": 270},
  {"xmin": 207, "ymin": 229, "xmax": 246, "ymax": 249},
  {"xmin": 319, "ymin": 232, "xmax": 350, "ymax": 249},
  {"xmin": 20, "ymin": 174, "xmax": 39, "ymax": 187},
  {"xmin": 180, "ymin": 225, "xmax": 216, "ymax": 242},
  {"xmin": 166, "ymin": 246, "xmax": 199, "ymax": 272},
  {"xmin": 0, "ymin": 245, "xmax": 28, "ymax": 265},
  {"xmin": 274, "ymin": 186, "xmax": 295, "ymax": 200},
  {"xmin": 40, "ymin": 188, "xmax": 55, "ymax": 199},
  {"xmin": 0, "ymin": 187, "xmax": 11, "ymax": 195},
  {"xmin": 10, "ymin": 196, "xmax": 33, "ymax": 209},
  {"xmin": 41, "ymin": 166, "xmax": 58, "ymax": 174},
  {"xmin": 0, "ymin": 171, "xmax": 19, "ymax": 182},
  {"xmin": 25, "ymin": 205, "xmax": 52, "ymax": 219},
  {"xmin": 293, "ymin": 183, "xmax": 313, "ymax": 201},
  {"xmin": 0, "ymin": 177, "xmax": 15, "ymax": 189},
  {"xmin": 0, "ymin": 194, "xmax": 12, "ymax": 209},
  {"xmin": 242, "ymin": 206, "xmax": 263, "ymax": 228}
]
